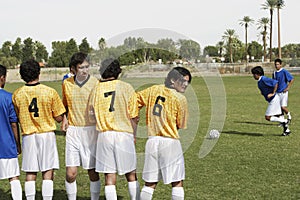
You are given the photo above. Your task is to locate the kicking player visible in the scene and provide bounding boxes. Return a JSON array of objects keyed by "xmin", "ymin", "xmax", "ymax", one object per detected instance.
[
  {"xmin": 272, "ymin": 58, "xmax": 294, "ymax": 123},
  {"xmin": 0, "ymin": 64, "xmax": 22, "ymax": 200},
  {"xmin": 12, "ymin": 59, "xmax": 66, "ymax": 200},
  {"xmin": 137, "ymin": 67, "xmax": 192, "ymax": 200},
  {"xmin": 88, "ymin": 58, "xmax": 140, "ymax": 200},
  {"xmin": 252, "ymin": 66, "xmax": 290, "ymax": 136},
  {"xmin": 61, "ymin": 52, "xmax": 100, "ymax": 200}
]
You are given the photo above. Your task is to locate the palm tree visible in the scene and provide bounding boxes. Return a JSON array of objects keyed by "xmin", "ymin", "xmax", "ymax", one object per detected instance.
[
  {"xmin": 262, "ymin": 0, "xmax": 277, "ymax": 61},
  {"xmin": 257, "ymin": 17, "xmax": 270, "ymax": 61},
  {"xmin": 222, "ymin": 29, "xmax": 238, "ymax": 63},
  {"xmin": 239, "ymin": 16, "xmax": 254, "ymax": 62},
  {"xmin": 276, "ymin": 0, "xmax": 285, "ymax": 59}
]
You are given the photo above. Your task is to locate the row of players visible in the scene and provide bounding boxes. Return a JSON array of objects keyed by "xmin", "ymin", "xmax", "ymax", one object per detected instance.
[{"xmin": 0, "ymin": 52, "xmax": 191, "ymax": 200}]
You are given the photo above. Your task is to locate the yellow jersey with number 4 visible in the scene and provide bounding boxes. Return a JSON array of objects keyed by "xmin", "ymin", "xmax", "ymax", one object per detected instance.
[{"xmin": 12, "ymin": 83, "xmax": 66, "ymax": 135}]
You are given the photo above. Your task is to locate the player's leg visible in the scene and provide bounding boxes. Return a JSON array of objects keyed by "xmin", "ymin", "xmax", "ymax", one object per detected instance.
[
  {"xmin": 25, "ymin": 172, "xmax": 37, "ymax": 200},
  {"xmin": 66, "ymin": 166, "xmax": 78, "ymax": 200},
  {"xmin": 42, "ymin": 169, "xmax": 54, "ymax": 200},
  {"xmin": 81, "ymin": 126, "xmax": 101, "ymax": 200},
  {"xmin": 125, "ymin": 170, "xmax": 140, "ymax": 200},
  {"xmin": 171, "ymin": 181, "xmax": 184, "ymax": 200},
  {"xmin": 281, "ymin": 92, "xmax": 291, "ymax": 122},
  {"xmin": 88, "ymin": 168, "xmax": 100, "ymax": 200},
  {"xmin": 65, "ymin": 126, "xmax": 81, "ymax": 200},
  {"xmin": 9, "ymin": 176, "xmax": 22, "ymax": 200},
  {"xmin": 140, "ymin": 182, "xmax": 157, "ymax": 200},
  {"xmin": 104, "ymin": 173, "xmax": 117, "ymax": 200}
]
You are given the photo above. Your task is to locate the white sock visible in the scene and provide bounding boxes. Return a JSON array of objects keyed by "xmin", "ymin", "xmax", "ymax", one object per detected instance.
[
  {"xmin": 172, "ymin": 187, "xmax": 184, "ymax": 200},
  {"xmin": 105, "ymin": 185, "xmax": 117, "ymax": 200},
  {"xmin": 140, "ymin": 186, "xmax": 154, "ymax": 200},
  {"xmin": 25, "ymin": 181, "xmax": 36, "ymax": 200},
  {"xmin": 42, "ymin": 180, "xmax": 53, "ymax": 200},
  {"xmin": 10, "ymin": 180, "xmax": 22, "ymax": 200},
  {"xmin": 65, "ymin": 180, "xmax": 77, "ymax": 200},
  {"xmin": 128, "ymin": 181, "xmax": 140, "ymax": 200},
  {"xmin": 90, "ymin": 180, "xmax": 101, "ymax": 200},
  {"xmin": 270, "ymin": 116, "xmax": 286, "ymax": 123},
  {"xmin": 287, "ymin": 112, "xmax": 291, "ymax": 120}
]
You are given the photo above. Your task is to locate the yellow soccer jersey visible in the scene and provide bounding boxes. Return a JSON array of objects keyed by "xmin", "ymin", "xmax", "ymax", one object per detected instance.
[
  {"xmin": 137, "ymin": 84, "xmax": 188, "ymax": 139},
  {"xmin": 62, "ymin": 75, "xmax": 98, "ymax": 126},
  {"xmin": 89, "ymin": 79, "xmax": 138, "ymax": 133},
  {"xmin": 12, "ymin": 83, "xmax": 66, "ymax": 135}
]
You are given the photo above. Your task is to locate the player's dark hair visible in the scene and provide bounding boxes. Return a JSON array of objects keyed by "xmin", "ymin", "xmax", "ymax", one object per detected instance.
[
  {"xmin": 69, "ymin": 52, "xmax": 90, "ymax": 71},
  {"xmin": 20, "ymin": 59, "xmax": 40, "ymax": 83},
  {"xmin": 274, "ymin": 58, "xmax": 282, "ymax": 64},
  {"xmin": 0, "ymin": 64, "xmax": 7, "ymax": 77},
  {"xmin": 100, "ymin": 58, "xmax": 122, "ymax": 79},
  {"xmin": 251, "ymin": 66, "xmax": 264, "ymax": 76},
  {"xmin": 164, "ymin": 67, "xmax": 192, "ymax": 87}
]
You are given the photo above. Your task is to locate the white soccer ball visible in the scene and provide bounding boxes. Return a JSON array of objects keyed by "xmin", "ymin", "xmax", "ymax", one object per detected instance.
[{"xmin": 209, "ymin": 129, "xmax": 220, "ymax": 139}]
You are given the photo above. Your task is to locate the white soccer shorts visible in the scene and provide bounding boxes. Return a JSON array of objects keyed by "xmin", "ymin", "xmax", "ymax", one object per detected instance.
[
  {"xmin": 96, "ymin": 131, "xmax": 137, "ymax": 175},
  {"xmin": 0, "ymin": 158, "xmax": 20, "ymax": 179},
  {"xmin": 65, "ymin": 126, "xmax": 98, "ymax": 169},
  {"xmin": 22, "ymin": 132, "xmax": 59, "ymax": 172},
  {"xmin": 277, "ymin": 91, "xmax": 288, "ymax": 107},
  {"xmin": 265, "ymin": 94, "xmax": 282, "ymax": 116},
  {"xmin": 142, "ymin": 136, "xmax": 185, "ymax": 184}
]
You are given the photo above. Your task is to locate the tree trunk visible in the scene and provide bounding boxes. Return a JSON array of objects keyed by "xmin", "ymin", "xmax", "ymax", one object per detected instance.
[{"xmin": 277, "ymin": 7, "xmax": 282, "ymax": 59}]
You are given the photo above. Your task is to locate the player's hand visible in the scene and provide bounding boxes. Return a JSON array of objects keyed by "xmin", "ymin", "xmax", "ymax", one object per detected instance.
[
  {"xmin": 267, "ymin": 93, "xmax": 275, "ymax": 99},
  {"xmin": 61, "ymin": 116, "xmax": 69, "ymax": 132}
]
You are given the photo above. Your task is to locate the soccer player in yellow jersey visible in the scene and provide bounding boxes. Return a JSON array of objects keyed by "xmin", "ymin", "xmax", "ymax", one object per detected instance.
[
  {"xmin": 61, "ymin": 52, "xmax": 100, "ymax": 200},
  {"xmin": 137, "ymin": 67, "xmax": 192, "ymax": 200},
  {"xmin": 88, "ymin": 58, "xmax": 140, "ymax": 200},
  {"xmin": 12, "ymin": 59, "xmax": 66, "ymax": 200}
]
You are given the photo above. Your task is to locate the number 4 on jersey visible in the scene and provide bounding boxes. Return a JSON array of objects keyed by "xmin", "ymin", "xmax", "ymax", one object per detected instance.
[{"xmin": 28, "ymin": 97, "xmax": 39, "ymax": 117}]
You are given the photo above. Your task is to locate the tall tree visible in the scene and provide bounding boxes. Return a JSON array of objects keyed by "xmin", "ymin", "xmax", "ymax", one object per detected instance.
[
  {"xmin": 11, "ymin": 37, "xmax": 23, "ymax": 62},
  {"xmin": 262, "ymin": 0, "xmax": 277, "ymax": 61},
  {"xmin": 35, "ymin": 41, "xmax": 48, "ymax": 62},
  {"xmin": 79, "ymin": 37, "xmax": 91, "ymax": 54},
  {"xmin": 48, "ymin": 41, "xmax": 68, "ymax": 67},
  {"xmin": 98, "ymin": 37, "xmax": 106, "ymax": 51},
  {"xmin": 216, "ymin": 41, "xmax": 225, "ymax": 57},
  {"xmin": 257, "ymin": 17, "xmax": 270, "ymax": 61},
  {"xmin": 239, "ymin": 16, "xmax": 254, "ymax": 62},
  {"xmin": 178, "ymin": 39, "xmax": 200, "ymax": 61},
  {"xmin": 22, "ymin": 37, "xmax": 34, "ymax": 62},
  {"xmin": 222, "ymin": 29, "xmax": 238, "ymax": 63},
  {"xmin": 1, "ymin": 41, "xmax": 12, "ymax": 57},
  {"xmin": 66, "ymin": 38, "xmax": 78, "ymax": 61},
  {"xmin": 276, "ymin": 0, "xmax": 285, "ymax": 59}
]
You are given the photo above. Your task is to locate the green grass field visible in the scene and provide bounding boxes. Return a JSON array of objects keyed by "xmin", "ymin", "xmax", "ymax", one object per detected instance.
[{"xmin": 1, "ymin": 75, "xmax": 299, "ymax": 199}]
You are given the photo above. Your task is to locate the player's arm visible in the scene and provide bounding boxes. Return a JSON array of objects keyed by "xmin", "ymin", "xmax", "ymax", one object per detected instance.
[
  {"xmin": 11, "ymin": 122, "xmax": 21, "ymax": 155},
  {"xmin": 130, "ymin": 116, "xmax": 139, "ymax": 144},
  {"xmin": 267, "ymin": 83, "xmax": 278, "ymax": 99},
  {"xmin": 284, "ymin": 78, "xmax": 294, "ymax": 92}
]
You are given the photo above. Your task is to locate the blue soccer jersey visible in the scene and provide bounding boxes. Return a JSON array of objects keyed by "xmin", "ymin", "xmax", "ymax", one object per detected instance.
[
  {"xmin": 272, "ymin": 68, "xmax": 294, "ymax": 93},
  {"xmin": 257, "ymin": 76, "xmax": 278, "ymax": 102},
  {"xmin": 0, "ymin": 89, "xmax": 18, "ymax": 159}
]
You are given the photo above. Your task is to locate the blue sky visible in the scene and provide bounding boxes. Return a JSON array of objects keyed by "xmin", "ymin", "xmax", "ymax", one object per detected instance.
[{"xmin": 1, "ymin": 0, "xmax": 299, "ymax": 52}]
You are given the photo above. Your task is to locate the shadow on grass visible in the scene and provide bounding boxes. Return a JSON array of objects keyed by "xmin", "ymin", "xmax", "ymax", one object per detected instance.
[
  {"xmin": 234, "ymin": 121, "xmax": 275, "ymax": 126},
  {"xmin": 222, "ymin": 131, "xmax": 264, "ymax": 137},
  {"xmin": 53, "ymin": 189, "xmax": 123, "ymax": 199}
]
